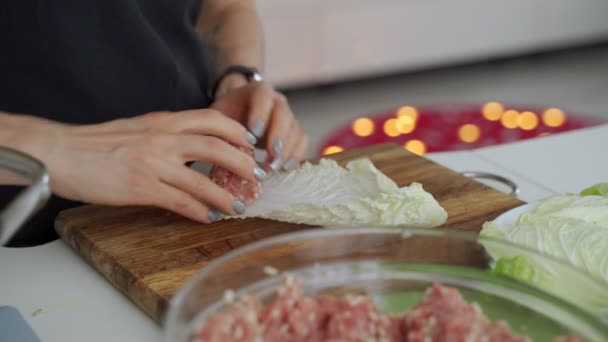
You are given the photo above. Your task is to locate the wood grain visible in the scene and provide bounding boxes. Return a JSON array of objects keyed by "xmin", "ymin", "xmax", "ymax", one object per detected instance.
[{"xmin": 55, "ymin": 143, "xmax": 524, "ymax": 323}]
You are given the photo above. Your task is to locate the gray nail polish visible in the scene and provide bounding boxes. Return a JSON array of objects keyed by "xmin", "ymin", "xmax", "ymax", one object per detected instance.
[
  {"xmin": 208, "ymin": 210, "xmax": 220, "ymax": 223},
  {"xmin": 253, "ymin": 165, "xmax": 267, "ymax": 181},
  {"xmin": 283, "ymin": 157, "xmax": 296, "ymax": 171},
  {"xmin": 245, "ymin": 131, "xmax": 257, "ymax": 145},
  {"xmin": 233, "ymin": 200, "xmax": 246, "ymax": 215},
  {"xmin": 272, "ymin": 138, "xmax": 283, "ymax": 155},
  {"xmin": 251, "ymin": 120, "xmax": 264, "ymax": 138},
  {"xmin": 269, "ymin": 157, "xmax": 282, "ymax": 171}
]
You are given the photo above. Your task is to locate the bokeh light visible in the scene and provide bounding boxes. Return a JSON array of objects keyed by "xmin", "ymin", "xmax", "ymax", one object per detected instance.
[
  {"xmin": 501, "ymin": 110, "xmax": 519, "ymax": 128},
  {"xmin": 482, "ymin": 102, "xmax": 504, "ymax": 121},
  {"xmin": 397, "ymin": 116, "xmax": 416, "ymax": 134},
  {"xmin": 458, "ymin": 124, "xmax": 481, "ymax": 143},
  {"xmin": 319, "ymin": 102, "xmax": 604, "ymax": 158},
  {"xmin": 322, "ymin": 145, "xmax": 344, "ymax": 155},
  {"xmin": 404, "ymin": 140, "xmax": 426, "ymax": 156},
  {"xmin": 397, "ymin": 106, "xmax": 418, "ymax": 134},
  {"xmin": 383, "ymin": 118, "xmax": 400, "ymax": 137},
  {"xmin": 542, "ymin": 108, "xmax": 566, "ymax": 127},
  {"xmin": 517, "ymin": 111, "xmax": 539, "ymax": 131},
  {"xmin": 352, "ymin": 117, "xmax": 375, "ymax": 137},
  {"xmin": 397, "ymin": 106, "xmax": 418, "ymax": 122}
]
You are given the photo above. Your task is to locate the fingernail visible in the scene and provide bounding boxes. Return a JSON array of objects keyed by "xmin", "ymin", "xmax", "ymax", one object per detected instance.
[
  {"xmin": 233, "ymin": 200, "xmax": 246, "ymax": 215},
  {"xmin": 269, "ymin": 157, "xmax": 282, "ymax": 171},
  {"xmin": 283, "ymin": 157, "xmax": 296, "ymax": 171},
  {"xmin": 253, "ymin": 165, "xmax": 267, "ymax": 181},
  {"xmin": 208, "ymin": 210, "xmax": 220, "ymax": 223},
  {"xmin": 272, "ymin": 138, "xmax": 283, "ymax": 156},
  {"xmin": 245, "ymin": 131, "xmax": 257, "ymax": 145},
  {"xmin": 251, "ymin": 120, "xmax": 264, "ymax": 138}
]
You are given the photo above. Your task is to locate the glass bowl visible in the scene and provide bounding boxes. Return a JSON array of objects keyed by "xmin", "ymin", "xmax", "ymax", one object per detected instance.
[{"xmin": 164, "ymin": 227, "xmax": 608, "ymax": 341}]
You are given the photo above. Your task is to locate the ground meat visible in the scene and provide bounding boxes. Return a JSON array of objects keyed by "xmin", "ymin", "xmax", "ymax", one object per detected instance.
[
  {"xmin": 400, "ymin": 284, "xmax": 529, "ymax": 342},
  {"xmin": 258, "ymin": 277, "xmax": 322, "ymax": 341},
  {"xmin": 196, "ymin": 297, "xmax": 261, "ymax": 342},
  {"xmin": 193, "ymin": 277, "xmax": 585, "ymax": 342},
  {"xmin": 208, "ymin": 145, "xmax": 261, "ymax": 205}
]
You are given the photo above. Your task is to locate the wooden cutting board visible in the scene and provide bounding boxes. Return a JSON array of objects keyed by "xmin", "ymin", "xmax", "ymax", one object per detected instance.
[{"xmin": 55, "ymin": 143, "xmax": 524, "ymax": 324}]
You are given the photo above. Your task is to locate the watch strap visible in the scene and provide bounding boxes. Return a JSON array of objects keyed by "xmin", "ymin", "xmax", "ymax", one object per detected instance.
[{"xmin": 209, "ymin": 65, "xmax": 263, "ymax": 101}]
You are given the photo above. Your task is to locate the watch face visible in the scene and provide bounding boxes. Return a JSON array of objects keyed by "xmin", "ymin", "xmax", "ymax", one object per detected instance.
[
  {"xmin": 251, "ymin": 71, "xmax": 263, "ymax": 82},
  {"xmin": 210, "ymin": 65, "xmax": 264, "ymax": 99},
  {"xmin": 232, "ymin": 65, "xmax": 263, "ymax": 82}
]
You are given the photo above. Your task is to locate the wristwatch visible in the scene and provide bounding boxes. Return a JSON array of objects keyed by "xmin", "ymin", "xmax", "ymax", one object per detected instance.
[{"xmin": 209, "ymin": 65, "xmax": 264, "ymax": 100}]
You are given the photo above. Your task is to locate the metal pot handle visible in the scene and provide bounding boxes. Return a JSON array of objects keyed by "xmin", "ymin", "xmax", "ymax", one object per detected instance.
[
  {"xmin": 461, "ymin": 171, "xmax": 520, "ymax": 196},
  {"xmin": 0, "ymin": 147, "xmax": 51, "ymax": 246}
]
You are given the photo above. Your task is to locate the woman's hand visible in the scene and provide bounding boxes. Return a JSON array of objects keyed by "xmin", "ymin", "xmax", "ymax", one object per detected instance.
[
  {"xmin": 211, "ymin": 81, "xmax": 309, "ymax": 171},
  {"xmin": 0, "ymin": 109, "xmax": 265, "ymax": 223},
  {"xmin": 197, "ymin": 0, "xmax": 308, "ymax": 171}
]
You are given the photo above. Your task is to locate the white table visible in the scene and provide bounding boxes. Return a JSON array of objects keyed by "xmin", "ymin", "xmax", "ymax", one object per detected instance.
[{"xmin": 1, "ymin": 124, "xmax": 606, "ymax": 341}]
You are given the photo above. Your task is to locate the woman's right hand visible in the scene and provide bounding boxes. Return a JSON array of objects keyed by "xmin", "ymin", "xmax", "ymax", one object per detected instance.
[{"xmin": 0, "ymin": 109, "xmax": 264, "ymax": 223}]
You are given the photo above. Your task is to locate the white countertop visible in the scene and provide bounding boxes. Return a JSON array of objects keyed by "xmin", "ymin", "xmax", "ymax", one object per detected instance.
[{"xmin": 1, "ymin": 124, "xmax": 607, "ymax": 341}]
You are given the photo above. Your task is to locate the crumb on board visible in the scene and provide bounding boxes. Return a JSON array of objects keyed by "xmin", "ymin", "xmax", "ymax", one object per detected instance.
[
  {"xmin": 263, "ymin": 265, "xmax": 279, "ymax": 276},
  {"xmin": 223, "ymin": 289, "xmax": 235, "ymax": 303}
]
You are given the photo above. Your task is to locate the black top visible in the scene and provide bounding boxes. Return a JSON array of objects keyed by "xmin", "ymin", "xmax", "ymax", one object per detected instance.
[{"xmin": 1, "ymin": 0, "xmax": 212, "ymax": 246}]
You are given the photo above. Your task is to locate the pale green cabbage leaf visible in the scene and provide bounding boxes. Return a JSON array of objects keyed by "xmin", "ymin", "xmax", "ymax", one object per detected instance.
[
  {"xmin": 480, "ymin": 193, "xmax": 608, "ymax": 313},
  {"xmin": 229, "ymin": 158, "xmax": 447, "ymax": 228}
]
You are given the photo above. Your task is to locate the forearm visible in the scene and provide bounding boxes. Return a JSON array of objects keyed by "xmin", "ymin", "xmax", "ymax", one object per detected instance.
[
  {"xmin": 0, "ymin": 113, "xmax": 29, "ymax": 184},
  {"xmin": 198, "ymin": 0, "xmax": 265, "ymax": 92},
  {"xmin": 0, "ymin": 112, "xmax": 57, "ymax": 185}
]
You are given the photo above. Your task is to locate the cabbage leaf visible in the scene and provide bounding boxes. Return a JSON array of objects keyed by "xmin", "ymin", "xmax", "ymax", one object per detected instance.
[
  {"xmin": 480, "ymin": 194, "xmax": 608, "ymax": 313},
  {"xmin": 581, "ymin": 182, "xmax": 608, "ymax": 197},
  {"xmin": 228, "ymin": 158, "xmax": 447, "ymax": 228}
]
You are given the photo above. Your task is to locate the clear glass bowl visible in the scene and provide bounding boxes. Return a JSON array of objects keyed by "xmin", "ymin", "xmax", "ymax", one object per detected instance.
[{"xmin": 164, "ymin": 227, "xmax": 608, "ymax": 342}]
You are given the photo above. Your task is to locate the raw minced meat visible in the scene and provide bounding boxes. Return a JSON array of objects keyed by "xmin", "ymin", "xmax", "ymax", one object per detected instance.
[
  {"xmin": 399, "ymin": 284, "xmax": 529, "ymax": 342},
  {"xmin": 194, "ymin": 276, "xmax": 584, "ymax": 342},
  {"xmin": 209, "ymin": 145, "xmax": 261, "ymax": 205}
]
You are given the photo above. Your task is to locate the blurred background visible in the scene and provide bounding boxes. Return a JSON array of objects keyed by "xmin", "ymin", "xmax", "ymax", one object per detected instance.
[{"xmin": 253, "ymin": 0, "xmax": 608, "ymax": 157}]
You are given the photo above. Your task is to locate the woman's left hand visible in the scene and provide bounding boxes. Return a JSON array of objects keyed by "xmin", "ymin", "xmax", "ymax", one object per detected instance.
[{"xmin": 210, "ymin": 80, "xmax": 309, "ymax": 172}]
